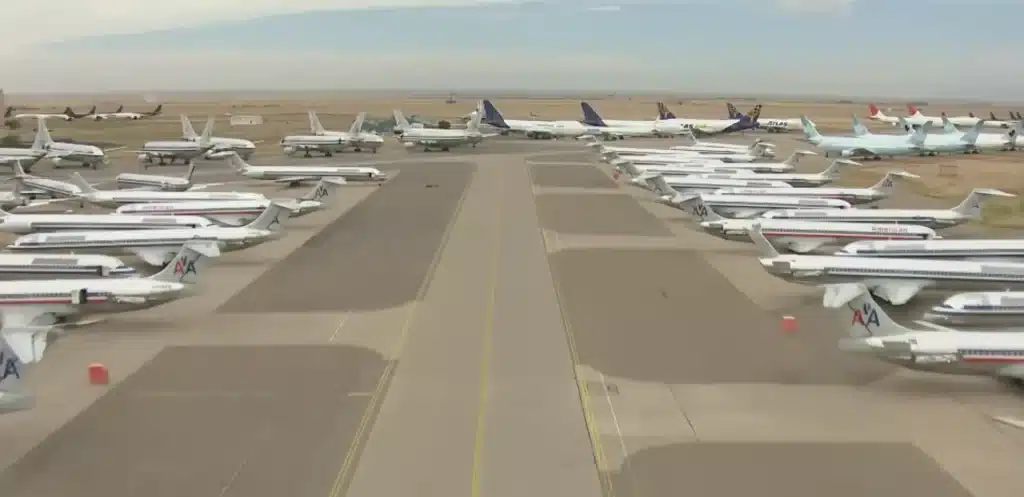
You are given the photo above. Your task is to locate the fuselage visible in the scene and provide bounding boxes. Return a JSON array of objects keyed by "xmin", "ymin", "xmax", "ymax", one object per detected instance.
[
  {"xmin": 0, "ymin": 213, "xmax": 212, "ymax": 234},
  {"xmin": 760, "ymin": 208, "xmax": 969, "ymax": 230},
  {"xmin": 80, "ymin": 190, "xmax": 265, "ymax": 209},
  {"xmin": 116, "ymin": 199, "xmax": 321, "ymax": 225},
  {"xmin": 838, "ymin": 239, "xmax": 1024, "ymax": 261},
  {"xmin": 0, "ymin": 253, "xmax": 135, "ymax": 279},
  {"xmin": 714, "ymin": 186, "xmax": 887, "ymax": 205},
  {"xmin": 703, "ymin": 219, "xmax": 936, "ymax": 253}
]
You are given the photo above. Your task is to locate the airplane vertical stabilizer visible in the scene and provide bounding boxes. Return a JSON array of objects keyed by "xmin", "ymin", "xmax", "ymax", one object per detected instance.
[{"xmin": 580, "ymin": 102, "xmax": 607, "ymax": 127}]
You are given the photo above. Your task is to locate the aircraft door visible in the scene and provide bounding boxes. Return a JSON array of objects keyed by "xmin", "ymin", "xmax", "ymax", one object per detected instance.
[{"xmin": 70, "ymin": 288, "xmax": 88, "ymax": 304}]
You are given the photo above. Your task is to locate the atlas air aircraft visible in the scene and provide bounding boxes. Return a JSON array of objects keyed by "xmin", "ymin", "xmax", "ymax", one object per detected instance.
[
  {"xmin": 760, "ymin": 188, "xmax": 1015, "ymax": 229},
  {"xmin": 307, "ymin": 111, "xmax": 384, "ymax": 153},
  {"xmin": 481, "ymin": 99, "xmax": 601, "ymax": 140},
  {"xmin": 8, "ymin": 203, "xmax": 292, "ymax": 266},
  {"xmin": 750, "ymin": 223, "xmax": 1024, "ymax": 306},
  {"xmin": 180, "ymin": 115, "xmax": 258, "ymax": 160},
  {"xmin": 116, "ymin": 178, "xmax": 345, "ymax": 226},
  {"xmin": 678, "ymin": 194, "xmax": 936, "ymax": 254},
  {"xmin": 829, "ymin": 283, "xmax": 1024, "ymax": 387},
  {"xmin": 725, "ymin": 102, "xmax": 800, "ymax": 133},
  {"xmin": 583, "ymin": 101, "xmax": 758, "ymax": 138},
  {"xmin": 715, "ymin": 170, "xmax": 915, "ymax": 205},
  {"xmin": 225, "ymin": 152, "xmax": 385, "ymax": 185},
  {"xmin": 0, "ymin": 241, "xmax": 221, "ymax": 365}
]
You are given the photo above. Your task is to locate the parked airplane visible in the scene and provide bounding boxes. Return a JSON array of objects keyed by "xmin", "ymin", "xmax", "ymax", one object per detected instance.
[
  {"xmin": 597, "ymin": 146, "xmax": 770, "ymax": 163},
  {"xmin": 0, "ymin": 253, "xmax": 135, "ymax": 279},
  {"xmin": 0, "ymin": 334, "xmax": 32, "ymax": 413},
  {"xmin": 8, "ymin": 203, "xmax": 291, "ymax": 266},
  {"xmin": 307, "ymin": 111, "xmax": 384, "ymax": 153},
  {"xmin": 727, "ymin": 102, "xmax": 799, "ymax": 132},
  {"xmin": 801, "ymin": 116, "xmax": 928, "ymax": 159},
  {"xmin": 118, "ymin": 163, "xmax": 195, "ymax": 192},
  {"xmin": 925, "ymin": 291, "xmax": 1024, "ymax": 326},
  {"xmin": 481, "ymin": 100, "xmax": 598, "ymax": 140},
  {"xmin": 10, "ymin": 107, "xmax": 74, "ymax": 122},
  {"xmin": 32, "ymin": 118, "xmax": 113, "ymax": 169},
  {"xmin": 69, "ymin": 172, "xmax": 265, "ymax": 208},
  {"xmin": 613, "ymin": 161, "xmax": 795, "ymax": 183},
  {"xmin": 715, "ymin": 170, "xmax": 915, "ymax": 205},
  {"xmin": 180, "ymin": 115, "xmax": 257, "ymax": 160},
  {"xmin": 115, "ymin": 178, "xmax": 344, "ymax": 226},
  {"xmin": 583, "ymin": 101, "xmax": 758, "ymax": 137},
  {"xmin": 11, "ymin": 161, "xmax": 84, "ymax": 198},
  {"xmin": 0, "ymin": 241, "xmax": 221, "ymax": 364},
  {"xmin": 751, "ymin": 224, "xmax": 1024, "ymax": 306},
  {"xmin": 642, "ymin": 173, "xmax": 792, "ymax": 195},
  {"xmin": 280, "ymin": 133, "xmax": 348, "ymax": 158},
  {"xmin": 837, "ymin": 238, "xmax": 1024, "ymax": 262},
  {"xmin": 91, "ymin": 104, "xmax": 162, "ymax": 121},
  {"xmin": 0, "ymin": 208, "xmax": 213, "ymax": 234},
  {"xmin": 65, "ymin": 106, "xmax": 97, "ymax": 120},
  {"xmin": 396, "ymin": 110, "xmax": 493, "ymax": 151},
  {"xmin": 936, "ymin": 116, "xmax": 1017, "ymax": 151},
  {"xmin": 909, "ymin": 105, "xmax": 1015, "ymax": 129},
  {"xmin": 137, "ymin": 117, "xmax": 215, "ymax": 166},
  {"xmin": 691, "ymin": 158, "xmax": 859, "ymax": 188},
  {"xmin": 760, "ymin": 188, "xmax": 1014, "ymax": 229},
  {"xmin": 679, "ymin": 195, "xmax": 936, "ymax": 253},
  {"xmin": 659, "ymin": 191, "xmax": 851, "ymax": 219},
  {"xmin": 829, "ymin": 283, "xmax": 1024, "ymax": 385},
  {"xmin": 675, "ymin": 130, "xmax": 773, "ymax": 152},
  {"xmin": 612, "ymin": 150, "xmax": 808, "ymax": 174},
  {"xmin": 226, "ymin": 152, "xmax": 384, "ymax": 185}
]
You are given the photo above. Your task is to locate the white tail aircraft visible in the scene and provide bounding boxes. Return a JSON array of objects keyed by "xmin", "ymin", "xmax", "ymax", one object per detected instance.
[
  {"xmin": 0, "ymin": 334, "xmax": 33, "ymax": 414},
  {"xmin": 0, "ymin": 241, "xmax": 220, "ymax": 365},
  {"xmin": 115, "ymin": 178, "xmax": 345, "ymax": 226},
  {"xmin": 659, "ymin": 191, "xmax": 850, "ymax": 218},
  {"xmin": 0, "ymin": 253, "xmax": 135, "ymax": 279},
  {"xmin": 692, "ymin": 158, "xmax": 859, "ymax": 188},
  {"xmin": 115, "ymin": 163, "xmax": 225, "ymax": 192},
  {"xmin": 33, "ymin": 118, "xmax": 118, "ymax": 169},
  {"xmin": 137, "ymin": 116, "xmax": 215, "ymax": 166},
  {"xmin": 308, "ymin": 111, "xmax": 384, "ymax": 153},
  {"xmin": 226, "ymin": 151, "xmax": 385, "ymax": 185},
  {"xmin": 0, "ymin": 207, "xmax": 212, "ymax": 234},
  {"xmin": 395, "ymin": 110, "xmax": 496, "ymax": 151},
  {"xmin": 714, "ymin": 170, "xmax": 917, "ymax": 205},
  {"xmin": 829, "ymin": 283, "xmax": 1024, "ymax": 386},
  {"xmin": 642, "ymin": 173, "xmax": 791, "ymax": 195},
  {"xmin": 69, "ymin": 172, "xmax": 264, "ymax": 208},
  {"xmin": 180, "ymin": 115, "xmax": 258, "ymax": 160}
]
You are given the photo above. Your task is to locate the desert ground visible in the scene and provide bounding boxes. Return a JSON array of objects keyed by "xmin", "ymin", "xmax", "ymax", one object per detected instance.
[{"xmin": 0, "ymin": 95, "xmax": 1023, "ymax": 497}]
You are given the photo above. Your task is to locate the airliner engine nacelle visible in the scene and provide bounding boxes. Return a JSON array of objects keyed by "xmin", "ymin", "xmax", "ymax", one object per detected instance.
[
  {"xmin": 51, "ymin": 157, "xmax": 76, "ymax": 167},
  {"xmin": 136, "ymin": 153, "xmax": 152, "ymax": 162},
  {"xmin": 281, "ymin": 146, "xmax": 297, "ymax": 155}
]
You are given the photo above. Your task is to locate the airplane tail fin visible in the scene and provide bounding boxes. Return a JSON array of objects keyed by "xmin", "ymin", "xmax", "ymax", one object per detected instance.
[
  {"xmin": 198, "ymin": 116, "xmax": 214, "ymax": 146},
  {"xmin": 299, "ymin": 178, "xmax": 346, "ymax": 205},
  {"xmin": 748, "ymin": 224, "xmax": 780, "ymax": 258},
  {"xmin": 614, "ymin": 160, "xmax": 643, "ymax": 178},
  {"xmin": 782, "ymin": 150, "xmax": 816, "ymax": 166},
  {"xmin": 679, "ymin": 194, "xmax": 725, "ymax": 222},
  {"xmin": 308, "ymin": 110, "xmax": 325, "ymax": 134},
  {"xmin": 990, "ymin": 112, "xmax": 999, "ymax": 121},
  {"xmin": 114, "ymin": 105, "xmax": 123, "ymax": 113},
  {"xmin": 481, "ymin": 100, "xmax": 510, "ymax": 129},
  {"xmin": 851, "ymin": 114, "xmax": 871, "ymax": 136},
  {"xmin": 225, "ymin": 152, "xmax": 250, "ymax": 173},
  {"xmin": 819, "ymin": 159, "xmax": 859, "ymax": 178},
  {"xmin": 148, "ymin": 241, "xmax": 221, "ymax": 285},
  {"xmin": 180, "ymin": 115, "xmax": 199, "ymax": 140},
  {"xmin": 907, "ymin": 104, "xmax": 922, "ymax": 116},
  {"xmin": 747, "ymin": 104, "xmax": 762, "ymax": 121},
  {"xmin": 799, "ymin": 116, "xmax": 821, "ymax": 140},
  {"xmin": 147, "ymin": 104, "xmax": 162, "ymax": 116},
  {"xmin": 11, "ymin": 160, "xmax": 28, "ymax": 179},
  {"xmin": 32, "ymin": 117, "xmax": 53, "ymax": 150},
  {"xmin": 349, "ymin": 112, "xmax": 366, "ymax": 135},
  {"xmin": 827, "ymin": 283, "xmax": 909, "ymax": 337},
  {"xmin": 940, "ymin": 115, "xmax": 957, "ymax": 134},
  {"xmin": 726, "ymin": 102, "xmax": 740, "ymax": 119},
  {"xmin": 867, "ymin": 104, "xmax": 884, "ymax": 118},
  {"xmin": 466, "ymin": 110, "xmax": 482, "ymax": 133},
  {"xmin": 656, "ymin": 102, "xmax": 676, "ymax": 119},
  {"xmin": 244, "ymin": 202, "xmax": 293, "ymax": 233},
  {"xmin": 3, "ymin": 106, "xmax": 11, "ymax": 118},
  {"xmin": 0, "ymin": 331, "xmax": 34, "ymax": 412},
  {"xmin": 580, "ymin": 102, "xmax": 607, "ymax": 127},
  {"xmin": 909, "ymin": 121, "xmax": 931, "ymax": 145},
  {"xmin": 646, "ymin": 174, "xmax": 675, "ymax": 196},
  {"xmin": 393, "ymin": 110, "xmax": 411, "ymax": 131},
  {"xmin": 184, "ymin": 163, "xmax": 197, "ymax": 183},
  {"xmin": 69, "ymin": 172, "xmax": 99, "ymax": 194},
  {"xmin": 961, "ymin": 120, "xmax": 985, "ymax": 144},
  {"xmin": 952, "ymin": 188, "xmax": 1015, "ymax": 219},
  {"xmin": 871, "ymin": 171, "xmax": 913, "ymax": 194}
]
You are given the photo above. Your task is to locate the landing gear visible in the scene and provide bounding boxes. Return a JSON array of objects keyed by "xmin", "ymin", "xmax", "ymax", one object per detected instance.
[{"xmin": 353, "ymin": 147, "xmax": 362, "ymax": 152}]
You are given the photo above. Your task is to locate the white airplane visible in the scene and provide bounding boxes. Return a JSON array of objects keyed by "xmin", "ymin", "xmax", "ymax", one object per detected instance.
[
  {"xmin": 679, "ymin": 195, "xmax": 936, "ymax": 253},
  {"xmin": 0, "ymin": 207, "xmax": 213, "ymax": 234},
  {"xmin": 308, "ymin": 111, "xmax": 384, "ymax": 153},
  {"xmin": 658, "ymin": 191, "xmax": 851, "ymax": 218},
  {"xmin": 181, "ymin": 115, "xmax": 257, "ymax": 160},
  {"xmin": 0, "ymin": 181, "xmax": 71, "ymax": 210},
  {"xmin": 0, "ymin": 241, "xmax": 220, "ymax": 364},
  {"xmin": 115, "ymin": 178, "xmax": 345, "ymax": 226},
  {"xmin": 668, "ymin": 141, "xmax": 776, "ymax": 157},
  {"xmin": 925, "ymin": 292, "xmax": 1024, "ymax": 326},
  {"xmin": 642, "ymin": 173, "xmax": 792, "ymax": 195},
  {"xmin": 612, "ymin": 150, "xmax": 813, "ymax": 174},
  {"xmin": 594, "ymin": 142, "xmax": 773, "ymax": 162},
  {"xmin": 480, "ymin": 99, "xmax": 598, "ymax": 139},
  {"xmin": 280, "ymin": 134, "xmax": 348, "ymax": 158},
  {"xmin": 867, "ymin": 104, "xmax": 1015, "ymax": 130},
  {"xmin": 137, "ymin": 116, "xmax": 216, "ymax": 166},
  {"xmin": 760, "ymin": 188, "xmax": 1015, "ymax": 229},
  {"xmin": 395, "ymin": 110, "xmax": 496, "ymax": 151},
  {"xmin": 69, "ymin": 172, "xmax": 265, "ymax": 208},
  {"xmin": 750, "ymin": 223, "xmax": 1024, "ymax": 306},
  {"xmin": 8, "ymin": 203, "xmax": 291, "ymax": 266},
  {"xmin": 0, "ymin": 253, "xmax": 135, "ymax": 279},
  {"xmin": 226, "ymin": 152, "xmax": 385, "ymax": 185},
  {"xmin": 11, "ymin": 161, "xmax": 84, "ymax": 198},
  {"xmin": 829, "ymin": 283, "xmax": 1024, "ymax": 386},
  {"xmin": 0, "ymin": 334, "xmax": 32, "ymax": 413},
  {"xmin": 116, "ymin": 163, "xmax": 196, "ymax": 191},
  {"xmin": 582, "ymin": 101, "xmax": 757, "ymax": 137},
  {"xmin": 837, "ymin": 238, "xmax": 1024, "ymax": 262},
  {"xmin": 714, "ymin": 170, "xmax": 917, "ymax": 205},
  {"xmin": 613, "ymin": 161, "xmax": 795, "ymax": 183},
  {"xmin": 691, "ymin": 158, "xmax": 859, "ymax": 188},
  {"xmin": 91, "ymin": 104, "xmax": 163, "ymax": 121},
  {"xmin": 10, "ymin": 108, "xmax": 72, "ymax": 122},
  {"xmin": 601, "ymin": 148, "xmax": 766, "ymax": 164},
  {"xmin": 675, "ymin": 130, "xmax": 774, "ymax": 151},
  {"xmin": 32, "ymin": 118, "xmax": 115, "ymax": 169},
  {"xmin": 936, "ymin": 116, "xmax": 1018, "ymax": 151}
]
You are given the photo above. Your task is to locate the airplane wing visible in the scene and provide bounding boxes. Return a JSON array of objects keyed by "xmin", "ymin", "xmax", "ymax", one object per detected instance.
[
  {"xmin": 272, "ymin": 177, "xmax": 317, "ymax": 184},
  {"xmin": 102, "ymin": 146, "xmax": 127, "ymax": 153},
  {"xmin": 1, "ymin": 306, "xmax": 62, "ymax": 363},
  {"xmin": 186, "ymin": 183, "xmax": 227, "ymax": 191},
  {"xmin": 480, "ymin": 132, "xmax": 501, "ymax": 138}
]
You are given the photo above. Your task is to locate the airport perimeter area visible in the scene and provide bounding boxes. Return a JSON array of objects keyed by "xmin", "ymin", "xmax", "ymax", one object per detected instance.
[{"xmin": 1, "ymin": 134, "xmax": 1024, "ymax": 497}]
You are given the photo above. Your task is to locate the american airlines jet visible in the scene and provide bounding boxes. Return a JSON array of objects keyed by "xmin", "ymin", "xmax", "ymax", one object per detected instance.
[
  {"xmin": 226, "ymin": 152, "xmax": 385, "ymax": 185},
  {"xmin": 308, "ymin": 111, "xmax": 384, "ymax": 153}
]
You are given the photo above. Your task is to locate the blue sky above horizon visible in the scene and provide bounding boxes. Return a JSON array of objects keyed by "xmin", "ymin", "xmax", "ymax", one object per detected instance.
[{"xmin": 5, "ymin": 0, "xmax": 1024, "ymax": 99}]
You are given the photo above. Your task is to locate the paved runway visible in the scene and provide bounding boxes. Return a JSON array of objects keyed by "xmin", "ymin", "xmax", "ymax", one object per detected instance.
[{"xmin": 3, "ymin": 134, "xmax": 1024, "ymax": 497}]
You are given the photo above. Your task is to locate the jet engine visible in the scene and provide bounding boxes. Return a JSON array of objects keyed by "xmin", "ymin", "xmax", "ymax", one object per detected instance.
[
  {"xmin": 281, "ymin": 146, "xmax": 297, "ymax": 155},
  {"xmin": 137, "ymin": 153, "xmax": 153, "ymax": 163}
]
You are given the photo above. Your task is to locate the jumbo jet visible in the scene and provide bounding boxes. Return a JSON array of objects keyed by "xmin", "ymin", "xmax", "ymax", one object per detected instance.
[
  {"xmin": 679, "ymin": 195, "xmax": 936, "ymax": 254},
  {"xmin": 760, "ymin": 188, "xmax": 1015, "ymax": 229},
  {"xmin": 0, "ymin": 253, "xmax": 135, "ymax": 279},
  {"xmin": 91, "ymin": 104, "xmax": 163, "ymax": 121},
  {"xmin": 396, "ymin": 110, "xmax": 496, "ymax": 151},
  {"xmin": 642, "ymin": 173, "xmax": 792, "ymax": 195},
  {"xmin": 180, "ymin": 115, "xmax": 257, "ymax": 160},
  {"xmin": 726, "ymin": 102, "xmax": 799, "ymax": 133},
  {"xmin": 68, "ymin": 172, "xmax": 265, "ymax": 208},
  {"xmin": 750, "ymin": 224, "xmax": 1024, "ymax": 306},
  {"xmin": 32, "ymin": 117, "xmax": 118, "ymax": 169},
  {"xmin": 715, "ymin": 170, "xmax": 916, "ymax": 205},
  {"xmin": 925, "ymin": 291, "xmax": 1024, "ymax": 326},
  {"xmin": 868, "ymin": 104, "xmax": 1013, "ymax": 130},
  {"xmin": 935, "ymin": 116, "xmax": 1018, "ymax": 151},
  {"xmin": 658, "ymin": 191, "xmax": 851, "ymax": 219},
  {"xmin": 0, "ymin": 241, "xmax": 220, "ymax": 364},
  {"xmin": 9, "ymin": 106, "xmax": 76, "ymax": 122},
  {"xmin": 689, "ymin": 158, "xmax": 859, "ymax": 188},
  {"xmin": 0, "ymin": 207, "xmax": 212, "ymax": 234},
  {"xmin": 481, "ymin": 99, "xmax": 601, "ymax": 140},
  {"xmin": 226, "ymin": 152, "xmax": 385, "ymax": 185},
  {"xmin": 137, "ymin": 116, "xmax": 216, "ymax": 166},
  {"xmin": 115, "ymin": 178, "xmax": 345, "ymax": 226},
  {"xmin": 583, "ymin": 101, "xmax": 758, "ymax": 138},
  {"xmin": 307, "ymin": 111, "xmax": 384, "ymax": 153},
  {"xmin": 826, "ymin": 283, "xmax": 1024, "ymax": 386},
  {"xmin": 801, "ymin": 116, "xmax": 929, "ymax": 159},
  {"xmin": 8, "ymin": 203, "xmax": 292, "ymax": 266},
  {"xmin": 838, "ymin": 238, "xmax": 1024, "ymax": 262}
]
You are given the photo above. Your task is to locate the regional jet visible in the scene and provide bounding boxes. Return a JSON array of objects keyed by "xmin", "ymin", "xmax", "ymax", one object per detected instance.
[
  {"xmin": 181, "ymin": 115, "xmax": 257, "ymax": 160},
  {"xmin": 760, "ymin": 188, "xmax": 1015, "ymax": 229},
  {"xmin": 925, "ymin": 291, "xmax": 1024, "ymax": 326},
  {"xmin": 659, "ymin": 191, "xmax": 850, "ymax": 219},
  {"xmin": 691, "ymin": 158, "xmax": 859, "ymax": 188},
  {"xmin": 8, "ymin": 203, "xmax": 292, "ymax": 266},
  {"xmin": 0, "ymin": 253, "xmax": 136, "ymax": 279},
  {"xmin": 827, "ymin": 283, "xmax": 1024, "ymax": 386},
  {"xmin": 0, "ymin": 208, "xmax": 213, "ymax": 234},
  {"xmin": 714, "ymin": 170, "xmax": 916, "ymax": 205},
  {"xmin": 226, "ymin": 152, "xmax": 385, "ymax": 185},
  {"xmin": 307, "ymin": 111, "xmax": 384, "ymax": 153},
  {"xmin": 69, "ymin": 172, "xmax": 265, "ymax": 208},
  {"xmin": 751, "ymin": 224, "xmax": 1024, "ymax": 306},
  {"xmin": 642, "ymin": 173, "xmax": 792, "ymax": 195},
  {"xmin": 32, "ymin": 118, "xmax": 114, "ymax": 169}
]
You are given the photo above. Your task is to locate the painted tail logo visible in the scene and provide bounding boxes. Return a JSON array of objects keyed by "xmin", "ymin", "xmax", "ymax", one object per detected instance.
[
  {"xmin": 0, "ymin": 350, "xmax": 20, "ymax": 382},
  {"xmin": 690, "ymin": 200, "xmax": 708, "ymax": 218},
  {"xmin": 882, "ymin": 176, "xmax": 894, "ymax": 188},
  {"xmin": 850, "ymin": 302, "xmax": 880, "ymax": 335},
  {"xmin": 313, "ymin": 184, "xmax": 329, "ymax": 200},
  {"xmin": 173, "ymin": 256, "xmax": 198, "ymax": 279}
]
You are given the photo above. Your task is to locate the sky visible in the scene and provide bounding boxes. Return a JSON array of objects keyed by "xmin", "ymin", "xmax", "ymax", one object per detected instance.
[{"xmin": 4, "ymin": 0, "xmax": 1024, "ymax": 99}]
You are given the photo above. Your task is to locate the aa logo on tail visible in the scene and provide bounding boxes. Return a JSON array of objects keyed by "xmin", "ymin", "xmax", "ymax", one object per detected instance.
[
  {"xmin": 267, "ymin": 213, "xmax": 282, "ymax": 230},
  {"xmin": 882, "ymin": 177, "xmax": 894, "ymax": 188},
  {"xmin": 0, "ymin": 351, "xmax": 20, "ymax": 381},
  {"xmin": 313, "ymin": 185, "xmax": 329, "ymax": 200},
  {"xmin": 850, "ymin": 302, "xmax": 880, "ymax": 335},
  {"xmin": 174, "ymin": 257, "xmax": 198, "ymax": 278},
  {"xmin": 690, "ymin": 202, "xmax": 708, "ymax": 218}
]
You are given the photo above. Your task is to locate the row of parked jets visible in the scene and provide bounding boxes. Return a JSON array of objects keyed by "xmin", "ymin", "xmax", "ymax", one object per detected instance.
[
  {"xmin": 0, "ymin": 152, "xmax": 392, "ymax": 413},
  {"xmin": 599, "ymin": 134, "xmax": 1024, "ymax": 387},
  {"xmin": 4, "ymin": 104, "xmax": 164, "ymax": 122}
]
